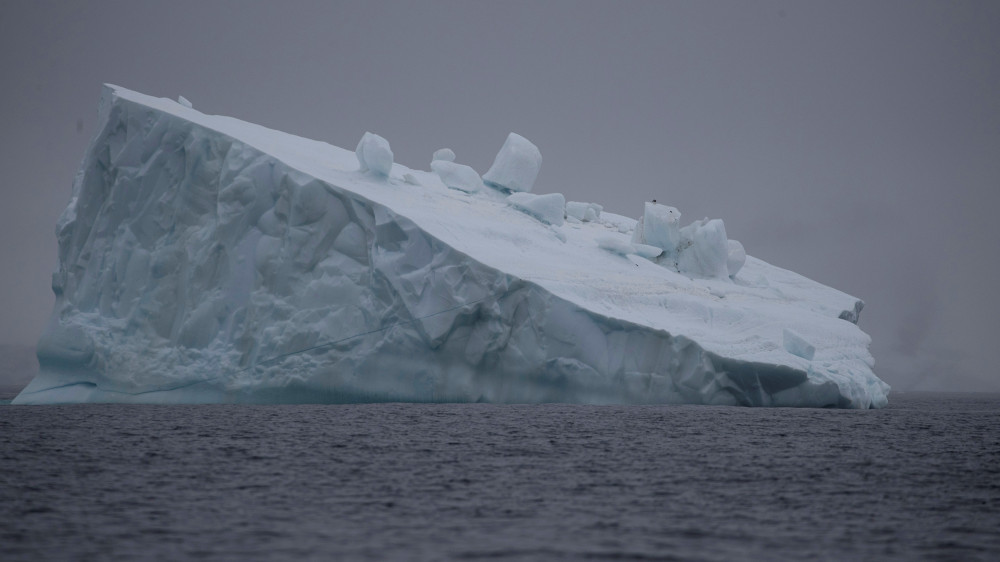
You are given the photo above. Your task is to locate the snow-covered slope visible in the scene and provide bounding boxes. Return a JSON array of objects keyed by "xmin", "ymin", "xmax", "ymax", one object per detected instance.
[{"xmin": 14, "ymin": 86, "xmax": 889, "ymax": 407}]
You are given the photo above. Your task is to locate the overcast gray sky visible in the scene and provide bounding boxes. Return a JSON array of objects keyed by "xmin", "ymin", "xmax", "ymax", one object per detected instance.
[{"xmin": 1, "ymin": 0, "xmax": 997, "ymax": 391}]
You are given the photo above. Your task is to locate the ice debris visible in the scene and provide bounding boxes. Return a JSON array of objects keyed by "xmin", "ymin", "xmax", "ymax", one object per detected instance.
[
  {"xmin": 632, "ymin": 203, "xmax": 683, "ymax": 258},
  {"xmin": 566, "ymin": 201, "xmax": 602, "ymax": 222},
  {"xmin": 630, "ymin": 202, "xmax": 746, "ymax": 280},
  {"xmin": 483, "ymin": 133, "xmax": 542, "ymax": 193},
  {"xmin": 727, "ymin": 240, "xmax": 747, "ymax": 277},
  {"xmin": 356, "ymin": 132, "xmax": 393, "ymax": 176},
  {"xmin": 507, "ymin": 192, "xmax": 565, "ymax": 226},
  {"xmin": 431, "ymin": 160, "xmax": 483, "ymax": 193},
  {"xmin": 677, "ymin": 219, "xmax": 731, "ymax": 279},
  {"xmin": 597, "ymin": 236, "xmax": 635, "ymax": 256},
  {"xmin": 432, "ymin": 148, "xmax": 456, "ymax": 162},
  {"xmin": 596, "ymin": 237, "xmax": 663, "ymax": 260}
]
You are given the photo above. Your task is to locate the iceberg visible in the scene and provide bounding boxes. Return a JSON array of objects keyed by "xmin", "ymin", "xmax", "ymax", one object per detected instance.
[{"xmin": 13, "ymin": 85, "xmax": 889, "ymax": 407}]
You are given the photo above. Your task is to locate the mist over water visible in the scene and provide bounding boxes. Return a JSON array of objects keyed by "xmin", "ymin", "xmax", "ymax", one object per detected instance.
[{"xmin": 2, "ymin": 393, "xmax": 998, "ymax": 561}]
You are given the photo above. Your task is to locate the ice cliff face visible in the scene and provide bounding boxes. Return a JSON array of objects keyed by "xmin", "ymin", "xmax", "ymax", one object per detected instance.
[{"xmin": 14, "ymin": 86, "xmax": 889, "ymax": 407}]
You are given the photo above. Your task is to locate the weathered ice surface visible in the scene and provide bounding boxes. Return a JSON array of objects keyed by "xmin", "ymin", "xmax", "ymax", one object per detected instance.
[{"xmin": 14, "ymin": 86, "xmax": 889, "ymax": 407}]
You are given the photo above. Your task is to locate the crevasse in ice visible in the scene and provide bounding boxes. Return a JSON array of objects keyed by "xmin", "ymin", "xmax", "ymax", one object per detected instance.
[{"xmin": 13, "ymin": 85, "xmax": 889, "ymax": 407}]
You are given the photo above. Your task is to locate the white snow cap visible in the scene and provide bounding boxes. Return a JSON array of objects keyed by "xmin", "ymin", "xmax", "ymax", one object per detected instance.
[
  {"xmin": 507, "ymin": 192, "xmax": 565, "ymax": 226},
  {"xmin": 432, "ymin": 148, "xmax": 456, "ymax": 162},
  {"xmin": 177, "ymin": 95, "xmax": 193, "ymax": 109},
  {"xmin": 483, "ymin": 133, "xmax": 542, "ymax": 193},
  {"xmin": 431, "ymin": 160, "xmax": 483, "ymax": 193},
  {"xmin": 355, "ymin": 132, "xmax": 393, "ymax": 177}
]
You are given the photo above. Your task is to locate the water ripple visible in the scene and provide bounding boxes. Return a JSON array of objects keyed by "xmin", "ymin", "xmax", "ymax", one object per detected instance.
[{"xmin": 1, "ymin": 393, "xmax": 998, "ymax": 561}]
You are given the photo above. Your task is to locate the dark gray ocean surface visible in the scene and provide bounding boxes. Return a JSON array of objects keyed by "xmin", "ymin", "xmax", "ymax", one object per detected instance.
[{"xmin": 2, "ymin": 393, "xmax": 998, "ymax": 561}]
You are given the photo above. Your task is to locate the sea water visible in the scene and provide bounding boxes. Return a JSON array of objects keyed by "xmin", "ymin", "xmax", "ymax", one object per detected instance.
[{"xmin": 1, "ymin": 392, "xmax": 998, "ymax": 561}]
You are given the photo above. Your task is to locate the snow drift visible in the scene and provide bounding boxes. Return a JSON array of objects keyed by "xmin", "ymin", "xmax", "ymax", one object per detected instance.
[{"xmin": 14, "ymin": 86, "xmax": 889, "ymax": 407}]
